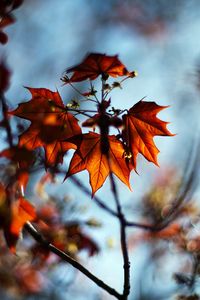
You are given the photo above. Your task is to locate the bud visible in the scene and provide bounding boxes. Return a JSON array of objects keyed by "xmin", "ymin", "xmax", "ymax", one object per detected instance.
[
  {"xmin": 112, "ymin": 81, "xmax": 122, "ymax": 89},
  {"xmin": 129, "ymin": 71, "xmax": 138, "ymax": 78},
  {"xmin": 86, "ymin": 218, "xmax": 102, "ymax": 227},
  {"xmin": 103, "ymin": 83, "xmax": 111, "ymax": 91}
]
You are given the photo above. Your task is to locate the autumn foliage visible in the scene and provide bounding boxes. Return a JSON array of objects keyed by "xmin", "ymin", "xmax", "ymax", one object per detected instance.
[
  {"xmin": 1, "ymin": 26, "xmax": 175, "ymax": 297},
  {"xmin": 0, "ymin": 51, "xmax": 172, "ymax": 257},
  {"xmin": 3, "ymin": 2, "xmax": 200, "ymax": 300},
  {"xmin": 6, "ymin": 53, "xmax": 172, "ymax": 198}
]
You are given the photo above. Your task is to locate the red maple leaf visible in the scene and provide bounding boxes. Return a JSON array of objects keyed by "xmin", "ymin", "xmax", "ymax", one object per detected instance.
[
  {"xmin": 65, "ymin": 132, "xmax": 134, "ymax": 195},
  {"xmin": 10, "ymin": 88, "xmax": 81, "ymax": 166},
  {"xmin": 0, "ymin": 183, "xmax": 36, "ymax": 252},
  {"xmin": 65, "ymin": 53, "xmax": 132, "ymax": 83},
  {"xmin": 122, "ymin": 100, "xmax": 174, "ymax": 168}
]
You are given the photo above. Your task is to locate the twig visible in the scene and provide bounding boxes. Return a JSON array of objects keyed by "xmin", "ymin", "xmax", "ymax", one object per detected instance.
[
  {"xmin": 189, "ymin": 255, "xmax": 199, "ymax": 290},
  {"xmin": 109, "ymin": 171, "xmax": 130, "ymax": 300},
  {"xmin": 1, "ymin": 92, "xmax": 122, "ymax": 299},
  {"xmin": 25, "ymin": 222, "xmax": 121, "ymax": 299},
  {"xmin": 68, "ymin": 175, "xmax": 118, "ymax": 218},
  {"xmin": 0, "ymin": 94, "xmax": 13, "ymax": 147},
  {"xmin": 100, "ymin": 78, "xmax": 130, "ymax": 299}
]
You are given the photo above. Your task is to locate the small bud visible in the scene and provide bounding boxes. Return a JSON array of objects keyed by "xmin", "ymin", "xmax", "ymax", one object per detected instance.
[
  {"xmin": 124, "ymin": 150, "xmax": 132, "ymax": 160},
  {"xmin": 103, "ymin": 83, "xmax": 111, "ymax": 91},
  {"xmin": 112, "ymin": 81, "xmax": 122, "ymax": 89},
  {"xmin": 129, "ymin": 71, "xmax": 138, "ymax": 78},
  {"xmin": 86, "ymin": 218, "xmax": 102, "ymax": 227},
  {"xmin": 61, "ymin": 75, "xmax": 70, "ymax": 83},
  {"xmin": 66, "ymin": 99, "xmax": 79, "ymax": 108}
]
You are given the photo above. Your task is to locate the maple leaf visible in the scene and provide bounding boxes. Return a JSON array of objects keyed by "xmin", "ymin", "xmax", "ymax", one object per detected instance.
[
  {"xmin": 6, "ymin": 197, "xmax": 36, "ymax": 252},
  {"xmin": 0, "ymin": 146, "xmax": 35, "ymax": 190},
  {"xmin": 122, "ymin": 100, "xmax": 174, "ymax": 168},
  {"xmin": 0, "ymin": 183, "xmax": 36, "ymax": 252},
  {"xmin": 65, "ymin": 53, "xmax": 132, "ymax": 83},
  {"xmin": 10, "ymin": 88, "xmax": 81, "ymax": 166},
  {"xmin": 65, "ymin": 132, "xmax": 134, "ymax": 195}
]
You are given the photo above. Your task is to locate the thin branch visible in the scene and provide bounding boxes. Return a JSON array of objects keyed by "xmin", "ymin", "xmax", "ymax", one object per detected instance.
[
  {"xmin": 189, "ymin": 255, "xmax": 199, "ymax": 290},
  {"xmin": 127, "ymin": 134, "xmax": 200, "ymax": 232},
  {"xmin": 125, "ymin": 221, "xmax": 157, "ymax": 230},
  {"xmin": 69, "ymin": 175, "xmax": 162, "ymax": 234},
  {"xmin": 0, "ymin": 93, "xmax": 122, "ymax": 298},
  {"xmin": 68, "ymin": 175, "xmax": 118, "ymax": 218},
  {"xmin": 25, "ymin": 222, "xmax": 121, "ymax": 299},
  {"xmin": 109, "ymin": 171, "xmax": 130, "ymax": 300},
  {"xmin": 0, "ymin": 94, "xmax": 13, "ymax": 148},
  {"xmin": 99, "ymin": 78, "xmax": 130, "ymax": 299}
]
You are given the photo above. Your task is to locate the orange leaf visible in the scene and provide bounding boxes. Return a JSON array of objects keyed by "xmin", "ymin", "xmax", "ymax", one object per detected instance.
[
  {"xmin": 122, "ymin": 100, "xmax": 174, "ymax": 168},
  {"xmin": 65, "ymin": 132, "xmax": 134, "ymax": 195},
  {"xmin": 0, "ymin": 183, "xmax": 36, "ymax": 252},
  {"xmin": 65, "ymin": 53, "xmax": 132, "ymax": 83},
  {"xmin": 5, "ymin": 197, "xmax": 36, "ymax": 252},
  {"xmin": 10, "ymin": 88, "xmax": 81, "ymax": 166},
  {"xmin": 10, "ymin": 87, "xmax": 63, "ymax": 122},
  {"xmin": 10, "ymin": 197, "xmax": 36, "ymax": 236}
]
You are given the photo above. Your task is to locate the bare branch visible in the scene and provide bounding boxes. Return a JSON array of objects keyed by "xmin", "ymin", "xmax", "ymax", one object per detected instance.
[{"xmin": 25, "ymin": 222, "xmax": 122, "ymax": 299}]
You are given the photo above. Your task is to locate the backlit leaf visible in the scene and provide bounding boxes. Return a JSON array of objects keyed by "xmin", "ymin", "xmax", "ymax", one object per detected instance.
[
  {"xmin": 65, "ymin": 53, "xmax": 132, "ymax": 83},
  {"xmin": 10, "ymin": 88, "xmax": 81, "ymax": 166},
  {"xmin": 65, "ymin": 132, "xmax": 134, "ymax": 195},
  {"xmin": 122, "ymin": 100, "xmax": 174, "ymax": 168}
]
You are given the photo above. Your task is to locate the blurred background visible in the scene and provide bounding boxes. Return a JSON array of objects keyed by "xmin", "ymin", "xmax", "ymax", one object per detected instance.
[{"xmin": 1, "ymin": 0, "xmax": 200, "ymax": 299}]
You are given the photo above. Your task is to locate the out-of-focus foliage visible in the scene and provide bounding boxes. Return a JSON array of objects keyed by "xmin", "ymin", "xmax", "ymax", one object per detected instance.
[
  {"xmin": 0, "ymin": 0, "xmax": 23, "ymax": 44},
  {"xmin": 0, "ymin": 169, "xmax": 99, "ymax": 299},
  {"xmin": 129, "ymin": 166, "xmax": 200, "ymax": 299},
  {"xmin": 1, "ymin": 0, "xmax": 200, "ymax": 299}
]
